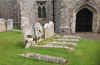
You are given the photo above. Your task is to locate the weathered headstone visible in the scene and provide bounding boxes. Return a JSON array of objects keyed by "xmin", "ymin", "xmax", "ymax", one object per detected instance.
[
  {"xmin": 33, "ymin": 22, "xmax": 44, "ymax": 43},
  {"xmin": 48, "ymin": 21, "xmax": 55, "ymax": 37},
  {"xmin": 44, "ymin": 23, "xmax": 49, "ymax": 39},
  {"xmin": 7, "ymin": 19, "xmax": 13, "ymax": 31},
  {"xmin": 0, "ymin": 18, "xmax": 6, "ymax": 32},
  {"xmin": 44, "ymin": 21, "xmax": 55, "ymax": 39}
]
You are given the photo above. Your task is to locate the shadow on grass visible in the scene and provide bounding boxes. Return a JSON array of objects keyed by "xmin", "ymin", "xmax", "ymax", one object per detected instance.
[
  {"xmin": 95, "ymin": 50, "xmax": 100, "ymax": 65},
  {"xmin": 16, "ymin": 41, "xmax": 25, "ymax": 49}
]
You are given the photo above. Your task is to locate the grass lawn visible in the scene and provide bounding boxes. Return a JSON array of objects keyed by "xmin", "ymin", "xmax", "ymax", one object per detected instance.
[{"xmin": 0, "ymin": 31, "xmax": 100, "ymax": 65}]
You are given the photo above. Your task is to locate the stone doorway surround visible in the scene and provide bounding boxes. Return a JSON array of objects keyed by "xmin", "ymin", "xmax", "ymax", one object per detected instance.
[
  {"xmin": 76, "ymin": 8, "xmax": 93, "ymax": 32},
  {"xmin": 72, "ymin": 4, "xmax": 99, "ymax": 33}
]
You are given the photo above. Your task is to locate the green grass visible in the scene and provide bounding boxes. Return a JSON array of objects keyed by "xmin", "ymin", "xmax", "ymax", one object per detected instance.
[{"xmin": 0, "ymin": 32, "xmax": 100, "ymax": 65}]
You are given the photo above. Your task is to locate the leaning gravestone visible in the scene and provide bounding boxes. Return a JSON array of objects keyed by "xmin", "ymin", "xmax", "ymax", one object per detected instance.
[
  {"xmin": 0, "ymin": 18, "xmax": 6, "ymax": 32},
  {"xmin": 33, "ymin": 22, "xmax": 44, "ymax": 43},
  {"xmin": 7, "ymin": 19, "xmax": 13, "ymax": 31}
]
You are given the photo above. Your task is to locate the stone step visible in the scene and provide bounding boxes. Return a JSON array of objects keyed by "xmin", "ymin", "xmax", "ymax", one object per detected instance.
[
  {"xmin": 47, "ymin": 42, "xmax": 77, "ymax": 46},
  {"xmin": 34, "ymin": 45, "xmax": 74, "ymax": 51},
  {"xmin": 54, "ymin": 39, "xmax": 80, "ymax": 42},
  {"xmin": 63, "ymin": 35, "xmax": 81, "ymax": 39},
  {"xmin": 56, "ymin": 35, "xmax": 81, "ymax": 39}
]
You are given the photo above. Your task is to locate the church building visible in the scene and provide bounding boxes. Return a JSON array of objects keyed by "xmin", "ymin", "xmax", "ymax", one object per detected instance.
[
  {"xmin": 20, "ymin": 0, "xmax": 100, "ymax": 34},
  {"xmin": 0, "ymin": 0, "xmax": 100, "ymax": 33}
]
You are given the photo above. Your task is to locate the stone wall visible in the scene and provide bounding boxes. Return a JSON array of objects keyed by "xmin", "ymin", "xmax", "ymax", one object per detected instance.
[
  {"xmin": 20, "ymin": 0, "xmax": 36, "ymax": 34},
  {"xmin": 54, "ymin": 0, "xmax": 66, "ymax": 33},
  {"xmin": 20, "ymin": 0, "xmax": 100, "ymax": 34},
  {"xmin": 54, "ymin": 0, "xmax": 100, "ymax": 33},
  {"xmin": 20, "ymin": 0, "xmax": 54, "ymax": 37},
  {"xmin": 33, "ymin": 0, "xmax": 53, "ymax": 24},
  {"xmin": 0, "ymin": 0, "xmax": 100, "ymax": 33},
  {"xmin": 0, "ymin": 0, "xmax": 20, "ymax": 24}
]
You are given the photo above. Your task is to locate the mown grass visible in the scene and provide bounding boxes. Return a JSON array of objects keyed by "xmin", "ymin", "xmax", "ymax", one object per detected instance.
[{"xmin": 0, "ymin": 31, "xmax": 100, "ymax": 65}]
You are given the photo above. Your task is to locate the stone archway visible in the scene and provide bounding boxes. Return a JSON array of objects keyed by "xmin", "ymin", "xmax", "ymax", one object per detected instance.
[
  {"xmin": 72, "ymin": 4, "xmax": 97, "ymax": 33},
  {"xmin": 76, "ymin": 8, "xmax": 93, "ymax": 32}
]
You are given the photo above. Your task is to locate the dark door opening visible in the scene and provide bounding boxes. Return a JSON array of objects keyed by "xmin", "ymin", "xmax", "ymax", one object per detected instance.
[{"xmin": 76, "ymin": 8, "xmax": 93, "ymax": 32}]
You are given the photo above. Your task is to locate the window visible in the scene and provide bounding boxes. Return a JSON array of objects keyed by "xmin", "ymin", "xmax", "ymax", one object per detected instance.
[
  {"xmin": 37, "ymin": 1, "xmax": 47, "ymax": 18},
  {"xmin": 38, "ymin": 6, "xmax": 42, "ymax": 18},
  {"xmin": 42, "ymin": 6, "xmax": 46, "ymax": 18}
]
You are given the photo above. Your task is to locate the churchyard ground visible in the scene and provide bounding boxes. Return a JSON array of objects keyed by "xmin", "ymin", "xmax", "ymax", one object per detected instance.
[{"xmin": 0, "ymin": 31, "xmax": 100, "ymax": 65}]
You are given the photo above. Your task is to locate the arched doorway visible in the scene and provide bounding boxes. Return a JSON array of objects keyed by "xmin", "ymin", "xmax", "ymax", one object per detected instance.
[{"xmin": 76, "ymin": 8, "xmax": 93, "ymax": 32}]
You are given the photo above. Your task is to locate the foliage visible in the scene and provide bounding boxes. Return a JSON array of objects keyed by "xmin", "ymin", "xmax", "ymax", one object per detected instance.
[{"xmin": 13, "ymin": 24, "xmax": 20, "ymax": 30}]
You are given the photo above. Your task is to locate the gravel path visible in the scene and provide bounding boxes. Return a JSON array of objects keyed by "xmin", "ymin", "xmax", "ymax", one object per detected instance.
[{"xmin": 75, "ymin": 32, "xmax": 100, "ymax": 40}]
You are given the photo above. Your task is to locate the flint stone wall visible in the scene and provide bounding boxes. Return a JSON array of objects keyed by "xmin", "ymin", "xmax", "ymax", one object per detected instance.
[{"xmin": 54, "ymin": 0, "xmax": 100, "ymax": 33}]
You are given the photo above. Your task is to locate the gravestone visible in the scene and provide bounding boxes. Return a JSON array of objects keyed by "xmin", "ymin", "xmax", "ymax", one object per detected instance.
[
  {"xmin": 7, "ymin": 19, "xmax": 13, "ymax": 31},
  {"xmin": 33, "ymin": 22, "xmax": 44, "ymax": 43},
  {"xmin": 44, "ymin": 21, "xmax": 55, "ymax": 39},
  {"xmin": 0, "ymin": 18, "xmax": 6, "ymax": 32},
  {"xmin": 48, "ymin": 21, "xmax": 55, "ymax": 37},
  {"xmin": 44, "ymin": 23, "xmax": 49, "ymax": 39}
]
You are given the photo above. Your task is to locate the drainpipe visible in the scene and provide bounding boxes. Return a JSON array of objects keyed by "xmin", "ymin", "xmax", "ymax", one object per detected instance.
[
  {"xmin": 53, "ymin": 0, "xmax": 55, "ymax": 23},
  {"xmin": 53, "ymin": 0, "xmax": 56, "ymax": 32}
]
